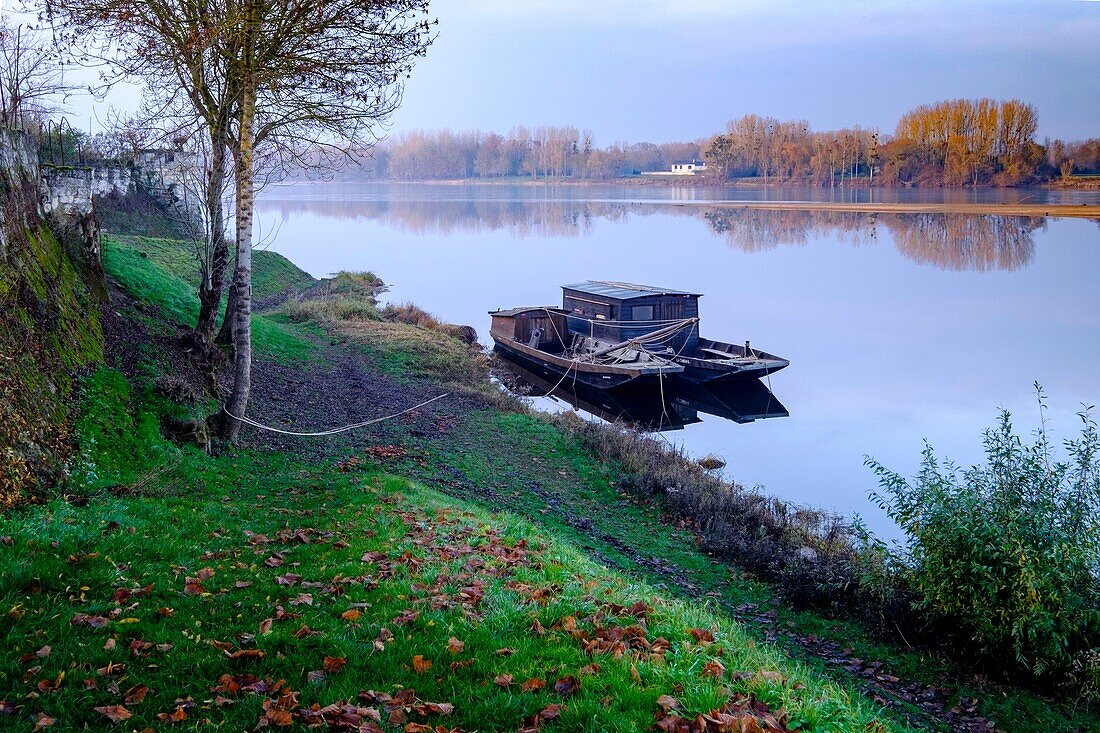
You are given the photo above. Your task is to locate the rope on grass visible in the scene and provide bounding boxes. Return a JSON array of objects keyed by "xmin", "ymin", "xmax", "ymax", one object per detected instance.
[{"xmin": 222, "ymin": 392, "xmax": 451, "ymax": 437}]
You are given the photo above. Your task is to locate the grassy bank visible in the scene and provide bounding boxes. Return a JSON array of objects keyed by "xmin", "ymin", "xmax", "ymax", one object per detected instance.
[
  {"xmin": 3, "ymin": 225, "xmax": 1095, "ymax": 732},
  {"xmin": 0, "ymin": 237, "xmax": 893, "ymax": 731}
]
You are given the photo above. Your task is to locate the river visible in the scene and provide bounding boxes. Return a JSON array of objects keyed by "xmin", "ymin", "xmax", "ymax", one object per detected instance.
[{"xmin": 255, "ymin": 182, "xmax": 1100, "ymax": 535}]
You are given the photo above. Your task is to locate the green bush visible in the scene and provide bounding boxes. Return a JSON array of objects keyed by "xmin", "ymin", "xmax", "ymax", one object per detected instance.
[{"xmin": 866, "ymin": 393, "xmax": 1100, "ymax": 677}]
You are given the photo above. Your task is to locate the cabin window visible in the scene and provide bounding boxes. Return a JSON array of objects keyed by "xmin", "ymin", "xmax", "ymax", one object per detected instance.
[{"xmin": 632, "ymin": 305, "xmax": 654, "ymax": 321}]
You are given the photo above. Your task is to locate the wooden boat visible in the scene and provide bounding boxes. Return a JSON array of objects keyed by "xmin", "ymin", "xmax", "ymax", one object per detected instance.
[
  {"xmin": 560, "ymin": 281, "xmax": 789, "ymax": 384},
  {"xmin": 488, "ymin": 306, "xmax": 684, "ymax": 389}
]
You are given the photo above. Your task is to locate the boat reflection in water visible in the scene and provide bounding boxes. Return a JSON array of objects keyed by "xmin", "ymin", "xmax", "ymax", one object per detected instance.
[{"xmin": 494, "ymin": 355, "xmax": 788, "ymax": 432}]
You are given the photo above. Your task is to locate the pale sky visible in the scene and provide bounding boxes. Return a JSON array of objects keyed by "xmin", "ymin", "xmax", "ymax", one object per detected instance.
[{"xmin": 36, "ymin": 0, "xmax": 1100, "ymax": 143}]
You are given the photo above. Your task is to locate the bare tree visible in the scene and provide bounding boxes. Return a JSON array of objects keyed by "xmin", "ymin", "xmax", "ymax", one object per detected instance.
[
  {"xmin": 48, "ymin": 0, "xmax": 434, "ymax": 440},
  {"xmin": 0, "ymin": 17, "xmax": 72, "ymax": 128}
]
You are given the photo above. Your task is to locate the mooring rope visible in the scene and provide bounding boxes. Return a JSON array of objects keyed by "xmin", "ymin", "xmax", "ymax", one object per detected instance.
[{"xmin": 222, "ymin": 392, "xmax": 451, "ymax": 437}]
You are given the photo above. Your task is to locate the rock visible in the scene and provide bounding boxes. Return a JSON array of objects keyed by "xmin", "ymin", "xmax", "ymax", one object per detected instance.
[
  {"xmin": 443, "ymin": 324, "xmax": 478, "ymax": 347},
  {"xmin": 798, "ymin": 546, "xmax": 819, "ymax": 563}
]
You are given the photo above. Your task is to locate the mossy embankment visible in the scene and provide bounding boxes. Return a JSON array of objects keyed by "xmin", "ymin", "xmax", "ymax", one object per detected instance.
[
  {"xmin": 1, "ymin": 213, "xmax": 1096, "ymax": 731},
  {"xmin": 0, "ymin": 159, "xmax": 103, "ymax": 509}
]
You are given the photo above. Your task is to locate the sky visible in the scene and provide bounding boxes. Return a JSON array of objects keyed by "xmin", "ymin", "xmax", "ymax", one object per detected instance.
[
  {"xmin": 385, "ymin": 0, "xmax": 1100, "ymax": 143},
  {"xmin": 21, "ymin": 0, "xmax": 1100, "ymax": 143}
]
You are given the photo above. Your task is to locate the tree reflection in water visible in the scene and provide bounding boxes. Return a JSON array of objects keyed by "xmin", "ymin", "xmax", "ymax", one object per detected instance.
[{"xmin": 260, "ymin": 194, "xmax": 1046, "ymax": 271}]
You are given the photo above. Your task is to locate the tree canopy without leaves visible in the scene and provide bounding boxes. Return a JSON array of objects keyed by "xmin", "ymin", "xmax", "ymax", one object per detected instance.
[{"xmin": 0, "ymin": 17, "xmax": 73, "ymax": 128}]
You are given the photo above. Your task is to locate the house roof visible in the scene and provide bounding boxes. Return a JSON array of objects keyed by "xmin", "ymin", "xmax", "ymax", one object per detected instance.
[{"xmin": 562, "ymin": 281, "xmax": 702, "ymax": 301}]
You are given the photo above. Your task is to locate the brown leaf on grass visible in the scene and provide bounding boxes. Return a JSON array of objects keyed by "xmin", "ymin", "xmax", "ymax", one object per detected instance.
[
  {"xmin": 97, "ymin": 661, "xmax": 125, "ymax": 677},
  {"xmin": 290, "ymin": 593, "xmax": 313, "ymax": 606},
  {"xmin": 495, "ymin": 647, "xmax": 516, "ymax": 656},
  {"xmin": 341, "ymin": 609, "xmax": 362, "ymax": 622},
  {"xmin": 520, "ymin": 678, "xmax": 546, "ymax": 693},
  {"xmin": 539, "ymin": 704, "xmax": 562, "ymax": 720},
  {"xmin": 259, "ymin": 618, "xmax": 274, "ymax": 636},
  {"xmin": 235, "ymin": 580, "xmax": 253, "ymax": 589},
  {"xmin": 307, "ymin": 670, "xmax": 326, "ymax": 685},
  {"xmin": 494, "ymin": 674, "xmax": 514, "ymax": 688},
  {"xmin": 183, "ymin": 581, "xmax": 206, "ymax": 595},
  {"xmin": 103, "ymin": 638, "xmax": 116, "ymax": 651},
  {"xmin": 35, "ymin": 645, "xmax": 51, "ymax": 659},
  {"xmin": 195, "ymin": 567, "xmax": 215, "ymax": 580},
  {"xmin": 32, "ymin": 712, "xmax": 54, "ymax": 731},
  {"xmin": 687, "ymin": 628, "xmax": 715, "ymax": 644},
  {"xmin": 403, "ymin": 724, "xmax": 432, "ymax": 733},
  {"xmin": 655, "ymin": 695, "xmax": 681, "ymax": 712},
  {"xmin": 227, "ymin": 649, "xmax": 266, "ymax": 661},
  {"xmin": 94, "ymin": 705, "xmax": 132, "ymax": 723},
  {"xmin": 37, "ymin": 673, "xmax": 63, "ymax": 692},
  {"xmin": 157, "ymin": 706, "xmax": 188, "ymax": 723},
  {"xmin": 322, "ymin": 656, "xmax": 346, "ymax": 675},
  {"xmin": 275, "ymin": 573, "xmax": 302, "ymax": 586},
  {"xmin": 702, "ymin": 659, "xmax": 726, "ymax": 679},
  {"xmin": 630, "ymin": 665, "xmax": 642, "ymax": 684},
  {"xmin": 292, "ymin": 624, "xmax": 319, "ymax": 638},
  {"xmin": 71, "ymin": 612, "xmax": 109, "ymax": 628},
  {"xmin": 123, "ymin": 684, "xmax": 149, "ymax": 704},
  {"xmin": 577, "ymin": 663, "xmax": 601, "ymax": 677},
  {"xmin": 156, "ymin": 607, "xmax": 175, "ymax": 618},
  {"xmin": 445, "ymin": 637, "xmax": 465, "ymax": 654},
  {"xmin": 412, "ymin": 655, "xmax": 432, "ymax": 674},
  {"xmin": 530, "ymin": 619, "xmax": 546, "ymax": 636},
  {"xmin": 553, "ymin": 675, "xmax": 579, "ymax": 697},
  {"xmin": 392, "ymin": 609, "xmax": 420, "ymax": 626}
]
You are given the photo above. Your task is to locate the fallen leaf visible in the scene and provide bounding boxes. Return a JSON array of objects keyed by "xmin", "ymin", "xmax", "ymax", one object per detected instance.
[
  {"xmin": 322, "ymin": 656, "xmax": 346, "ymax": 675},
  {"xmin": 702, "ymin": 659, "xmax": 726, "ymax": 679},
  {"xmin": 553, "ymin": 675, "xmax": 579, "ymax": 697},
  {"xmin": 123, "ymin": 684, "xmax": 149, "ymax": 704},
  {"xmin": 412, "ymin": 655, "xmax": 432, "ymax": 674},
  {"xmin": 228, "ymin": 649, "xmax": 266, "ymax": 661},
  {"xmin": 688, "ymin": 628, "xmax": 715, "ymax": 644},
  {"xmin": 341, "ymin": 609, "xmax": 362, "ymax": 622},
  {"xmin": 520, "ymin": 678, "xmax": 546, "ymax": 693},
  {"xmin": 656, "ymin": 694, "xmax": 681, "ymax": 712},
  {"xmin": 494, "ymin": 674, "xmax": 514, "ymax": 688},
  {"xmin": 94, "ymin": 705, "xmax": 132, "ymax": 723},
  {"xmin": 36, "ymin": 645, "xmax": 51, "ymax": 659},
  {"xmin": 446, "ymin": 637, "xmax": 465, "ymax": 654},
  {"xmin": 259, "ymin": 618, "xmax": 273, "ymax": 636}
]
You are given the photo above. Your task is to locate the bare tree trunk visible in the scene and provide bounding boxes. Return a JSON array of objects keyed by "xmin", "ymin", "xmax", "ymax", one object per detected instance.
[
  {"xmin": 223, "ymin": 11, "xmax": 258, "ymax": 443},
  {"xmin": 215, "ymin": 277, "xmax": 237, "ymax": 346},
  {"xmin": 194, "ymin": 123, "xmax": 230, "ymax": 352}
]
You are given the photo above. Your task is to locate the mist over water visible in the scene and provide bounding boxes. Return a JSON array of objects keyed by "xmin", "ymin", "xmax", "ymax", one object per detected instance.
[{"xmin": 256, "ymin": 182, "xmax": 1100, "ymax": 536}]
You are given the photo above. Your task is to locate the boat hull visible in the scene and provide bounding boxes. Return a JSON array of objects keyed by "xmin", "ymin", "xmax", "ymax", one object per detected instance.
[
  {"xmin": 491, "ymin": 339, "xmax": 677, "ymax": 390},
  {"xmin": 671, "ymin": 338, "xmax": 790, "ymax": 384}
]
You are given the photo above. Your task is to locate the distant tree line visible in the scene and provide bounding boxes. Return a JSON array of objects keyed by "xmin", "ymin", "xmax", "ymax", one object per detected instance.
[{"xmin": 338, "ymin": 99, "xmax": 1100, "ymax": 186}]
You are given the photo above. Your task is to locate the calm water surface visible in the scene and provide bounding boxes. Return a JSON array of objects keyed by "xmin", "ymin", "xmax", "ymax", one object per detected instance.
[{"xmin": 255, "ymin": 183, "xmax": 1100, "ymax": 535}]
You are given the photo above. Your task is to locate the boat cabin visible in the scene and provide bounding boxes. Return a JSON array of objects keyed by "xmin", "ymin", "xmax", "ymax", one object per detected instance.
[
  {"xmin": 489, "ymin": 307, "xmax": 569, "ymax": 353},
  {"xmin": 562, "ymin": 281, "xmax": 701, "ymax": 352}
]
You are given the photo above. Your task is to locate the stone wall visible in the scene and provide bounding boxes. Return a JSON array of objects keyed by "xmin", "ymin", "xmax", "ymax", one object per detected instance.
[{"xmin": 39, "ymin": 149, "xmax": 203, "ymax": 235}]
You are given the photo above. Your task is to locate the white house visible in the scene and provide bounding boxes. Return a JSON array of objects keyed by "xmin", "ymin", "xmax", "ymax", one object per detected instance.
[{"xmin": 670, "ymin": 160, "xmax": 707, "ymax": 175}]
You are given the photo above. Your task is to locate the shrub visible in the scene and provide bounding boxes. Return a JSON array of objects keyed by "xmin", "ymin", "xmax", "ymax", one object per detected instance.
[{"xmin": 866, "ymin": 393, "xmax": 1100, "ymax": 677}]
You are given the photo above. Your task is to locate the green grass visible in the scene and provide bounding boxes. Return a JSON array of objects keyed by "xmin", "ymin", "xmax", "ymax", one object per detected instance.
[
  {"xmin": 388, "ymin": 408, "xmax": 1100, "ymax": 733},
  {"xmin": 0, "ymin": 448, "xmax": 895, "ymax": 731},
  {"xmin": 102, "ymin": 237, "xmax": 320, "ymax": 365}
]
